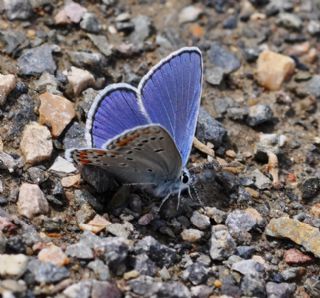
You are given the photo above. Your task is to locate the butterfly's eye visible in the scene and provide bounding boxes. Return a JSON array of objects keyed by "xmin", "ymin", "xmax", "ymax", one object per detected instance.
[{"xmin": 181, "ymin": 173, "xmax": 189, "ymax": 184}]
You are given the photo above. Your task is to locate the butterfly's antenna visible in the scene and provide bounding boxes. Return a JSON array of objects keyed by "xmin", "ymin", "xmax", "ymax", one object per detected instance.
[{"xmin": 189, "ymin": 181, "xmax": 203, "ymax": 206}]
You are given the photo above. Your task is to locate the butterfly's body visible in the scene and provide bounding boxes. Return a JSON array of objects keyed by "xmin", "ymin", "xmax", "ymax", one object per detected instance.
[{"xmin": 66, "ymin": 47, "xmax": 203, "ymax": 201}]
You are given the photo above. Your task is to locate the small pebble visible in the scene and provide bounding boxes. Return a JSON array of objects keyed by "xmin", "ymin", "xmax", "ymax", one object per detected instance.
[
  {"xmin": 18, "ymin": 44, "xmax": 58, "ymax": 76},
  {"xmin": 190, "ymin": 211, "xmax": 211, "ymax": 230},
  {"xmin": 80, "ymin": 12, "xmax": 101, "ymax": 33},
  {"xmin": 278, "ymin": 13, "xmax": 302, "ymax": 30},
  {"xmin": 4, "ymin": 0, "xmax": 32, "ymax": 20},
  {"xmin": 17, "ymin": 183, "xmax": 49, "ymax": 219},
  {"xmin": 266, "ymin": 282, "xmax": 296, "ymax": 298},
  {"xmin": 38, "ymin": 244, "xmax": 69, "ymax": 267},
  {"xmin": 55, "ymin": 1, "xmax": 87, "ymax": 24},
  {"xmin": 20, "ymin": 122, "xmax": 53, "ymax": 165},
  {"xmin": 39, "ymin": 92, "xmax": 75, "ymax": 138},
  {"xmin": 88, "ymin": 259, "xmax": 111, "ymax": 281},
  {"xmin": 0, "ymin": 254, "xmax": 28, "ymax": 276},
  {"xmin": 0, "ymin": 74, "xmax": 16, "ymax": 106},
  {"xmin": 300, "ymin": 177, "xmax": 320, "ymax": 200},
  {"xmin": 64, "ymin": 66, "xmax": 95, "ymax": 96},
  {"xmin": 247, "ymin": 104, "xmax": 274, "ymax": 126},
  {"xmin": 210, "ymin": 225, "xmax": 236, "ymax": 261},
  {"xmin": 178, "ymin": 5, "xmax": 203, "ymax": 24},
  {"xmin": 106, "ymin": 222, "xmax": 133, "ymax": 239},
  {"xmin": 28, "ymin": 259, "xmax": 69, "ymax": 284},
  {"xmin": 256, "ymin": 50, "xmax": 295, "ymax": 91},
  {"xmin": 49, "ymin": 156, "xmax": 77, "ymax": 174},
  {"xmin": 208, "ymin": 42, "xmax": 241, "ymax": 74},
  {"xmin": 196, "ymin": 107, "xmax": 227, "ymax": 148},
  {"xmin": 79, "ymin": 215, "xmax": 110, "ymax": 234},
  {"xmin": 310, "ymin": 203, "xmax": 320, "ymax": 219},
  {"xmin": 284, "ymin": 248, "xmax": 313, "ymax": 265},
  {"xmin": 181, "ymin": 229, "xmax": 204, "ymax": 242},
  {"xmin": 61, "ymin": 174, "xmax": 81, "ymax": 188}
]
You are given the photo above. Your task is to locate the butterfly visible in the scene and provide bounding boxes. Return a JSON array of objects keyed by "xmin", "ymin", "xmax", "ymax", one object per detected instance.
[{"xmin": 66, "ymin": 47, "xmax": 203, "ymax": 202}]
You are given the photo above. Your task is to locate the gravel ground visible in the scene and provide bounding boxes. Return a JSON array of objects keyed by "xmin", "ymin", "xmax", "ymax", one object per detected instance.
[{"xmin": 0, "ymin": 0, "xmax": 320, "ymax": 297}]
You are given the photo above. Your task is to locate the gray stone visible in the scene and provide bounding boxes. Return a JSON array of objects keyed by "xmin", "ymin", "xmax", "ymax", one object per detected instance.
[
  {"xmin": 205, "ymin": 67, "xmax": 224, "ymax": 86},
  {"xmin": 27, "ymin": 259, "xmax": 69, "ymax": 284},
  {"xmin": 305, "ymin": 277, "xmax": 320, "ymax": 297},
  {"xmin": 300, "ymin": 177, "xmax": 320, "ymax": 199},
  {"xmin": 63, "ymin": 122, "xmax": 86, "ymax": 149},
  {"xmin": 236, "ymin": 246, "xmax": 256, "ymax": 259},
  {"xmin": 75, "ymin": 203, "xmax": 95, "ymax": 224},
  {"xmin": 0, "ymin": 152, "xmax": 19, "ymax": 173},
  {"xmin": 241, "ymin": 275, "xmax": 266, "ymax": 297},
  {"xmin": 91, "ymin": 280, "xmax": 122, "ymax": 298},
  {"xmin": 0, "ymin": 30, "xmax": 29, "ymax": 56},
  {"xmin": 68, "ymin": 51, "xmax": 106, "ymax": 71},
  {"xmin": 134, "ymin": 253, "xmax": 157, "ymax": 276},
  {"xmin": 87, "ymin": 34, "xmax": 113, "ymax": 57},
  {"xmin": 303, "ymin": 75, "xmax": 320, "ymax": 98},
  {"xmin": 101, "ymin": 237, "xmax": 129, "ymax": 275},
  {"xmin": 208, "ymin": 42, "xmax": 241, "ymax": 74},
  {"xmin": 250, "ymin": 169, "xmax": 272, "ymax": 190},
  {"xmin": 226, "ymin": 208, "xmax": 264, "ymax": 233},
  {"xmin": 128, "ymin": 276, "xmax": 161, "ymax": 296},
  {"xmin": 232, "ymin": 259, "xmax": 266, "ymax": 277},
  {"xmin": 107, "ymin": 222, "xmax": 133, "ymax": 239},
  {"xmin": 190, "ymin": 211, "xmax": 211, "ymax": 230},
  {"xmin": 308, "ymin": 20, "xmax": 320, "ymax": 36},
  {"xmin": 196, "ymin": 107, "xmax": 227, "ymax": 148},
  {"xmin": 266, "ymin": 282, "xmax": 296, "ymax": 298},
  {"xmin": 63, "ymin": 280, "xmax": 91, "ymax": 298},
  {"xmin": 156, "ymin": 281, "xmax": 191, "ymax": 298},
  {"xmin": 33, "ymin": 72, "xmax": 60, "ymax": 94},
  {"xmin": 205, "ymin": 207, "xmax": 227, "ymax": 224},
  {"xmin": 79, "ymin": 88, "xmax": 98, "ymax": 116},
  {"xmin": 80, "ymin": 12, "xmax": 101, "ymax": 33},
  {"xmin": 74, "ymin": 189, "xmax": 105, "ymax": 212},
  {"xmin": 281, "ymin": 267, "xmax": 305, "ymax": 281},
  {"xmin": 66, "ymin": 242, "xmax": 94, "ymax": 260},
  {"xmin": 213, "ymin": 96, "xmax": 235, "ymax": 116},
  {"xmin": 18, "ymin": 44, "xmax": 58, "ymax": 76},
  {"xmin": 223, "ymin": 15, "xmax": 238, "ymax": 29},
  {"xmin": 246, "ymin": 104, "xmax": 274, "ymax": 126},
  {"xmin": 88, "ymin": 259, "xmax": 111, "ymax": 281},
  {"xmin": 190, "ymin": 285, "xmax": 212, "ymax": 298},
  {"xmin": 228, "ymin": 107, "xmax": 249, "ymax": 121},
  {"xmin": 182, "ymin": 262, "xmax": 209, "ymax": 285},
  {"xmin": 4, "ymin": 0, "xmax": 32, "ymax": 20},
  {"xmin": 135, "ymin": 236, "xmax": 178, "ymax": 267},
  {"xmin": 130, "ymin": 15, "xmax": 152, "ymax": 45},
  {"xmin": 209, "ymin": 225, "xmax": 236, "ymax": 261},
  {"xmin": 278, "ymin": 13, "xmax": 302, "ymax": 30}
]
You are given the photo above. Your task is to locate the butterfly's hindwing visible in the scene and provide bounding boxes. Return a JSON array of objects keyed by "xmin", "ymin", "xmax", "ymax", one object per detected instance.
[{"xmin": 70, "ymin": 125, "xmax": 182, "ymax": 185}]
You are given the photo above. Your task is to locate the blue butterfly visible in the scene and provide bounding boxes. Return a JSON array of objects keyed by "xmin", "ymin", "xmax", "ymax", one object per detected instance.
[{"xmin": 66, "ymin": 47, "xmax": 203, "ymax": 202}]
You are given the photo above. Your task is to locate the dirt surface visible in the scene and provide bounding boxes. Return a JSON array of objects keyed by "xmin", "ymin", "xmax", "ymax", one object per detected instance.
[{"xmin": 0, "ymin": 0, "xmax": 320, "ymax": 297}]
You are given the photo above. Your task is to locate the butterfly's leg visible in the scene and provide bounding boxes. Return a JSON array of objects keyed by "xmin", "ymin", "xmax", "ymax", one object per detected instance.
[
  {"xmin": 176, "ymin": 189, "xmax": 182, "ymax": 211},
  {"xmin": 159, "ymin": 193, "xmax": 171, "ymax": 211}
]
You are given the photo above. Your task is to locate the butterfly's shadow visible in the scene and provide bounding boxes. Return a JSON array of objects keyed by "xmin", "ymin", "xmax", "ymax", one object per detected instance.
[{"xmin": 79, "ymin": 163, "xmax": 234, "ymax": 215}]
